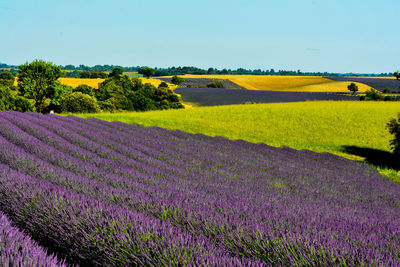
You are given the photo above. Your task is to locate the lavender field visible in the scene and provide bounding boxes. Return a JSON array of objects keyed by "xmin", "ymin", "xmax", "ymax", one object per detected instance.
[
  {"xmin": 175, "ymin": 87, "xmax": 358, "ymax": 106},
  {"xmin": 327, "ymin": 76, "xmax": 400, "ymax": 92},
  {"xmin": 0, "ymin": 111, "xmax": 399, "ymax": 266}
]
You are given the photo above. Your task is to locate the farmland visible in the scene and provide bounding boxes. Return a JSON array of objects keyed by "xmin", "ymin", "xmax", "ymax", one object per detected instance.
[
  {"xmin": 175, "ymin": 75, "xmax": 371, "ymax": 92},
  {"xmin": 0, "ymin": 111, "xmax": 399, "ymax": 266}
]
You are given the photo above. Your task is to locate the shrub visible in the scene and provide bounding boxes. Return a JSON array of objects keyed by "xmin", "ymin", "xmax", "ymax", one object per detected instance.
[
  {"xmin": 364, "ymin": 88, "xmax": 384, "ymax": 101},
  {"xmin": 382, "ymin": 88, "xmax": 393, "ymax": 93},
  {"xmin": 206, "ymin": 81, "xmax": 225, "ymax": 88},
  {"xmin": 171, "ymin": 75, "xmax": 184, "ymax": 86},
  {"xmin": 13, "ymin": 96, "xmax": 34, "ymax": 112},
  {"xmin": 0, "ymin": 85, "xmax": 14, "ymax": 111},
  {"xmin": 61, "ymin": 92, "xmax": 99, "ymax": 113},
  {"xmin": 0, "ymin": 72, "xmax": 15, "ymax": 88},
  {"xmin": 73, "ymin": 84, "xmax": 95, "ymax": 97},
  {"xmin": 387, "ymin": 113, "xmax": 400, "ymax": 154},
  {"xmin": 158, "ymin": 81, "xmax": 169, "ymax": 89}
]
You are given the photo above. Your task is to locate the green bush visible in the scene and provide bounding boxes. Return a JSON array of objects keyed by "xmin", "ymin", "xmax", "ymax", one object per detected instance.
[
  {"xmin": 171, "ymin": 75, "xmax": 184, "ymax": 86},
  {"xmin": 387, "ymin": 113, "xmax": 400, "ymax": 154},
  {"xmin": 0, "ymin": 72, "xmax": 15, "ymax": 88},
  {"xmin": 206, "ymin": 81, "xmax": 225, "ymax": 88},
  {"xmin": 61, "ymin": 92, "xmax": 99, "ymax": 113},
  {"xmin": 0, "ymin": 85, "xmax": 33, "ymax": 112},
  {"xmin": 0, "ymin": 85, "xmax": 14, "ymax": 111},
  {"xmin": 13, "ymin": 96, "xmax": 34, "ymax": 112},
  {"xmin": 73, "ymin": 84, "xmax": 95, "ymax": 97},
  {"xmin": 158, "ymin": 81, "xmax": 169, "ymax": 88},
  {"xmin": 364, "ymin": 88, "xmax": 384, "ymax": 101}
]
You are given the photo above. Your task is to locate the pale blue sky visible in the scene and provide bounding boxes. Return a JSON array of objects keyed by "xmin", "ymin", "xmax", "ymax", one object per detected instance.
[{"xmin": 0, "ymin": 0, "xmax": 399, "ymax": 73}]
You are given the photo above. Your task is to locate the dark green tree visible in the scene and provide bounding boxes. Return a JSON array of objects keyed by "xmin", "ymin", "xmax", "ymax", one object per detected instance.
[
  {"xmin": 394, "ymin": 71, "xmax": 400, "ymax": 80},
  {"xmin": 347, "ymin": 82, "xmax": 359, "ymax": 95},
  {"xmin": 109, "ymin": 67, "xmax": 124, "ymax": 78},
  {"xmin": 140, "ymin": 67, "xmax": 155, "ymax": 78},
  {"xmin": 387, "ymin": 113, "xmax": 400, "ymax": 154},
  {"xmin": 17, "ymin": 60, "xmax": 64, "ymax": 113},
  {"xmin": 171, "ymin": 75, "xmax": 184, "ymax": 86}
]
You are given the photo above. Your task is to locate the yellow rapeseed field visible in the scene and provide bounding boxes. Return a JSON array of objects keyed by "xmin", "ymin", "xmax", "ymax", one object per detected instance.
[
  {"xmin": 176, "ymin": 75, "xmax": 371, "ymax": 92},
  {"xmin": 59, "ymin": 78, "xmax": 105, "ymax": 89},
  {"xmin": 58, "ymin": 77, "xmax": 176, "ymax": 89}
]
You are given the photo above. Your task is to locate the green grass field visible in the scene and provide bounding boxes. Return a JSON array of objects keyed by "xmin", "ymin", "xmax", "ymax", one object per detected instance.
[{"xmin": 75, "ymin": 101, "xmax": 400, "ymax": 182}]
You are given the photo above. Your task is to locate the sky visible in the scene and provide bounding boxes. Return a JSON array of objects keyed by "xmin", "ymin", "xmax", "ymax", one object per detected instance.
[{"xmin": 0, "ymin": 0, "xmax": 399, "ymax": 73}]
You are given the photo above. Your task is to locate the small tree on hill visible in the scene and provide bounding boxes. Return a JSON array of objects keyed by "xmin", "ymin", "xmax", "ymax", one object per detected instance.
[
  {"xmin": 387, "ymin": 113, "xmax": 400, "ymax": 154},
  {"xmin": 171, "ymin": 75, "xmax": 184, "ymax": 86},
  {"xmin": 140, "ymin": 67, "xmax": 155, "ymax": 78},
  {"xmin": 348, "ymin": 82, "xmax": 358, "ymax": 95},
  {"xmin": 394, "ymin": 71, "xmax": 400, "ymax": 80}
]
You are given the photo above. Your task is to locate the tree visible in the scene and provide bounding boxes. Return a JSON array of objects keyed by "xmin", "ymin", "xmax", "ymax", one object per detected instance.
[
  {"xmin": 387, "ymin": 113, "xmax": 400, "ymax": 154},
  {"xmin": 394, "ymin": 71, "xmax": 400, "ymax": 80},
  {"xmin": 140, "ymin": 67, "xmax": 155, "ymax": 78},
  {"xmin": 348, "ymin": 82, "xmax": 358, "ymax": 95},
  {"xmin": 171, "ymin": 75, "xmax": 184, "ymax": 86},
  {"xmin": 108, "ymin": 67, "xmax": 124, "ymax": 78},
  {"xmin": 17, "ymin": 60, "xmax": 64, "ymax": 113}
]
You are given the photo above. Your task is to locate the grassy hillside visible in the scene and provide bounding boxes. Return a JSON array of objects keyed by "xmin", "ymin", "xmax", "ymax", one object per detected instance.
[
  {"xmin": 76, "ymin": 101, "xmax": 400, "ymax": 182},
  {"xmin": 172, "ymin": 75, "xmax": 371, "ymax": 92}
]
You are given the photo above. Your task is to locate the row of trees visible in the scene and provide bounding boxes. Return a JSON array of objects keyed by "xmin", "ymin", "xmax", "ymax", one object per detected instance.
[{"xmin": 0, "ymin": 60, "xmax": 184, "ymax": 114}]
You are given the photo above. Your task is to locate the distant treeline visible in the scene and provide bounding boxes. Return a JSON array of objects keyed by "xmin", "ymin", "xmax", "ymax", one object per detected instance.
[{"xmin": 0, "ymin": 63, "xmax": 394, "ymax": 77}]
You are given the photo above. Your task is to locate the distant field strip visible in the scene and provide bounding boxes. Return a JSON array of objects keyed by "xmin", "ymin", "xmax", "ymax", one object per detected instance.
[{"xmin": 173, "ymin": 75, "xmax": 371, "ymax": 92}]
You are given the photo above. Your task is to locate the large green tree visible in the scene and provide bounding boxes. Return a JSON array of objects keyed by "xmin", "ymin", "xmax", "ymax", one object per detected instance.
[{"xmin": 17, "ymin": 59, "xmax": 64, "ymax": 113}]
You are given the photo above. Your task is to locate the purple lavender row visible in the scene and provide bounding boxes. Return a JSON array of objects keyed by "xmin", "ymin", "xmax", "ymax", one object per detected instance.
[
  {"xmin": 88, "ymin": 115, "xmax": 375, "ymax": 180},
  {"xmin": 0, "ymin": 117, "xmax": 287, "ymax": 262},
  {"xmin": 51, "ymin": 113, "xmax": 359, "ymax": 195},
  {"xmin": 1, "ymin": 111, "xmax": 398, "ymax": 266},
  {"xmin": 20, "ymin": 111, "xmax": 276, "ymax": 199},
  {"xmin": 0, "ymin": 212, "xmax": 66, "ymax": 267},
  {"xmin": 0, "ymin": 113, "xmax": 253, "ymax": 214},
  {"xmin": 53, "ymin": 114, "xmax": 388, "ymax": 204},
  {"xmin": 18, "ymin": 114, "xmax": 400, "ymax": 238},
  {"xmin": 0, "ymin": 163, "xmax": 262, "ymax": 266}
]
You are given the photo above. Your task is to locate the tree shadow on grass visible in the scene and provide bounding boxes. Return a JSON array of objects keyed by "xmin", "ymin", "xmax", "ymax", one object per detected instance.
[{"xmin": 341, "ymin": 146, "xmax": 400, "ymax": 171}]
